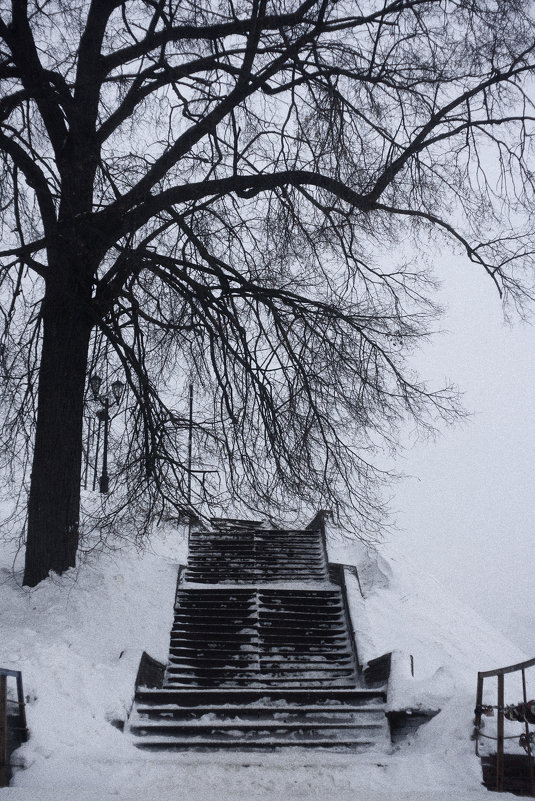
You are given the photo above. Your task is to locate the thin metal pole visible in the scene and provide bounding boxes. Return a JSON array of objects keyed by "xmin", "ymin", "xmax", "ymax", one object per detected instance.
[
  {"xmin": 83, "ymin": 417, "xmax": 92, "ymax": 491},
  {"xmin": 497, "ymin": 673, "xmax": 504, "ymax": 792},
  {"xmin": 93, "ymin": 417, "xmax": 102, "ymax": 491},
  {"xmin": 521, "ymin": 668, "xmax": 535, "ymax": 796},
  {"xmin": 15, "ymin": 673, "xmax": 26, "ymax": 738},
  {"xmin": 0, "ymin": 674, "xmax": 7, "ymax": 788},
  {"xmin": 187, "ymin": 383, "xmax": 193, "ymax": 548},
  {"xmin": 475, "ymin": 673, "xmax": 484, "ymax": 757},
  {"xmin": 187, "ymin": 383, "xmax": 193, "ymax": 506},
  {"xmin": 100, "ymin": 400, "xmax": 110, "ymax": 494}
]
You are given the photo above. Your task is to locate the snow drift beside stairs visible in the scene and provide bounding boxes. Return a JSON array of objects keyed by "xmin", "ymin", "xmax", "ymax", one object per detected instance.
[{"xmin": 0, "ymin": 523, "xmax": 529, "ymax": 800}]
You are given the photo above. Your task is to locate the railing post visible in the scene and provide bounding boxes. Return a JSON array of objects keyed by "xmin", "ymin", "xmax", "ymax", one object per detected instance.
[
  {"xmin": 16, "ymin": 674, "xmax": 27, "ymax": 740},
  {"xmin": 0, "ymin": 674, "xmax": 7, "ymax": 787},
  {"xmin": 521, "ymin": 668, "xmax": 535, "ymax": 797},
  {"xmin": 474, "ymin": 673, "xmax": 484, "ymax": 756},
  {"xmin": 497, "ymin": 673, "xmax": 505, "ymax": 793}
]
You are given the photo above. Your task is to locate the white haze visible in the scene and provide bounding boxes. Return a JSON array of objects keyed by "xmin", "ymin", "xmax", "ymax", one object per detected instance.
[{"xmin": 394, "ymin": 250, "xmax": 535, "ymax": 657}]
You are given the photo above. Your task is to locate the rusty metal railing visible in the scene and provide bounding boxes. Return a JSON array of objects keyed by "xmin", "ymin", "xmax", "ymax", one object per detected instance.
[{"xmin": 475, "ymin": 656, "xmax": 535, "ymax": 795}]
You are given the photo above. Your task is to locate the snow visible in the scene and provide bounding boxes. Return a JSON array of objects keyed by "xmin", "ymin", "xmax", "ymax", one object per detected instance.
[{"xmin": 0, "ymin": 523, "xmax": 531, "ymax": 800}]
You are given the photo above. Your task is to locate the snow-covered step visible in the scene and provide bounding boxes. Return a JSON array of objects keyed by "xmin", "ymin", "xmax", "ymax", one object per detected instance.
[
  {"xmin": 166, "ymin": 667, "xmax": 356, "ymax": 678},
  {"xmin": 135, "ymin": 704, "xmax": 386, "ymax": 718},
  {"xmin": 132, "ymin": 737, "xmax": 378, "ymax": 751},
  {"xmin": 164, "ymin": 677, "xmax": 358, "ymax": 688},
  {"xmin": 131, "ymin": 720, "xmax": 382, "ymax": 733},
  {"xmin": 165, "ymin": 658, "xmax": 356, "ymax": 682},
  {"xmin": 134, "ymin": 688, "xmax": 387, "ymax": 704},
  {"xmin": 185, "ymin": 573, "xmax": 328, "ymax": 583}
]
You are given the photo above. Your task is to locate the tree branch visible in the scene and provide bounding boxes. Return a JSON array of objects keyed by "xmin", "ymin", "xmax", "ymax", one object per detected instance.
[
  {"xmin": 2, "ymin": 5, "xmax": 68, "ymax": 159},
  {"xmin": 0, "ymin": 129, "xmax": 56, "ymax": 234}
]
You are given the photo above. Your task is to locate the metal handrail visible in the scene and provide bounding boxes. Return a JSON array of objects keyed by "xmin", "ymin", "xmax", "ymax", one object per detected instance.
[
  {"xmin": 478, "ymin": 657, "xmax": 535, "ymax": 679},
  {"xmin": 329, "ymin": 562, "xmax": 362, "ymax": 674},
  {"xmin": 475, "ymin": 657, "xmax": 535, "ymax": 796},
  {"xmin": 305, "ymin": 509, "xmax": 331, "ymax": 563},
  {"xmin": 0, "ymin": 667, "xmax": 28, "ymax": 788}
]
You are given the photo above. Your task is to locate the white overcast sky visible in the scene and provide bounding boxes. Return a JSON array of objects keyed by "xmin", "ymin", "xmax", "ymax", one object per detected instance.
[{"xmin": 391, "ymin": 249, "xmax": 535, "ymax": 655}]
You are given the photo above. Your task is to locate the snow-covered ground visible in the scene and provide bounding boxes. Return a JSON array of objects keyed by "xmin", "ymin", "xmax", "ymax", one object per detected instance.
[{"xmin": 0, "ymin": 523, "xmax": 531, "ymax": 800}]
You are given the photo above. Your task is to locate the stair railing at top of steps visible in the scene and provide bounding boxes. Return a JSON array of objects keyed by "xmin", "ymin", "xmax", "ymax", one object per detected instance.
[
  {"xmin": 306, "ymin": 510, "xmax": 331, "ymax": 563},
  {"xmin": 306, "ymin": 512, "xmax": 363, "ymax": 678},
  {"xmin": 474, "ymin": 656, "xmax": 535, "ymax": 796},
  {"xmin": 0, "ymin": 667, "xmax": 28, "ymax": 787},
  {"xmin": 329, "ymin": 563, "xmax": 362, "ymax": 675}
]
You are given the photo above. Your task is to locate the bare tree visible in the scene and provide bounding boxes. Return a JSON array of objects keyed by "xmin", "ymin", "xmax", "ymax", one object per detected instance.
[{"xmin": 0, "ymin": 0, "xmax": 534, "ymax": 585}]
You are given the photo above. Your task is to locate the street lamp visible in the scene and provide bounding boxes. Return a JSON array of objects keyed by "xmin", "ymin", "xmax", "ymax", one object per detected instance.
[{"xmin": 89, "ymin": 373, "xmax": 125, "ymax": 493}]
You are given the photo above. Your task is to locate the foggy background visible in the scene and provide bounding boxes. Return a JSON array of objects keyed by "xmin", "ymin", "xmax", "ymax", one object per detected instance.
[{"xmin": 392, "ymin": 251, "xmax": 535, "ymax": 655}]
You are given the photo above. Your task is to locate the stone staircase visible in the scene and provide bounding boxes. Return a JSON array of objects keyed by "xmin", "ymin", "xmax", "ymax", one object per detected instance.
[
  {"xmin": 128, "ymin": 517, "xmax": 391, "ymax": 751},
  {"xmin": 165, "ymin": 587, "xmax": 357, "ymax": 687}
]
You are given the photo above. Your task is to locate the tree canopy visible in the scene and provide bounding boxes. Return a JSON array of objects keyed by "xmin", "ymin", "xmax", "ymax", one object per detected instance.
[{"xmin": 0, "ymin": 0, "xmax": 534, "ymax": 585}]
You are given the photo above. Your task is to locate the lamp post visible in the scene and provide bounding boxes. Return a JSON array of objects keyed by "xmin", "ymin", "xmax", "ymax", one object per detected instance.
[{"xmin": 89, "ymin": 374, "xmax": 124, "ymax": 494}]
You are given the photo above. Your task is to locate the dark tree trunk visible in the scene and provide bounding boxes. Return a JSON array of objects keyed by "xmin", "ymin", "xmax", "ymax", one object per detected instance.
[{"xmin": 23, "ymin": 271, "xmax": 93, "ymax": 587}]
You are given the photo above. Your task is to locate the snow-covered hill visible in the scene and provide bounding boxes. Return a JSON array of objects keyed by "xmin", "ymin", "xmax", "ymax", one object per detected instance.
[{"xmin": 0, "ymin": 525, "xmax": 529, "ymax": 800}]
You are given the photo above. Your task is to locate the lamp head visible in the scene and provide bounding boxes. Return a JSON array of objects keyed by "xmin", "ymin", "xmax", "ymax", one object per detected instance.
[
  {"xmin": 89, "ymin": 374, "xmax": 103, "ymax": 400},
  {"xmin": 111, "ymin": 379, "xmax": 125, "ymax": 404}
]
